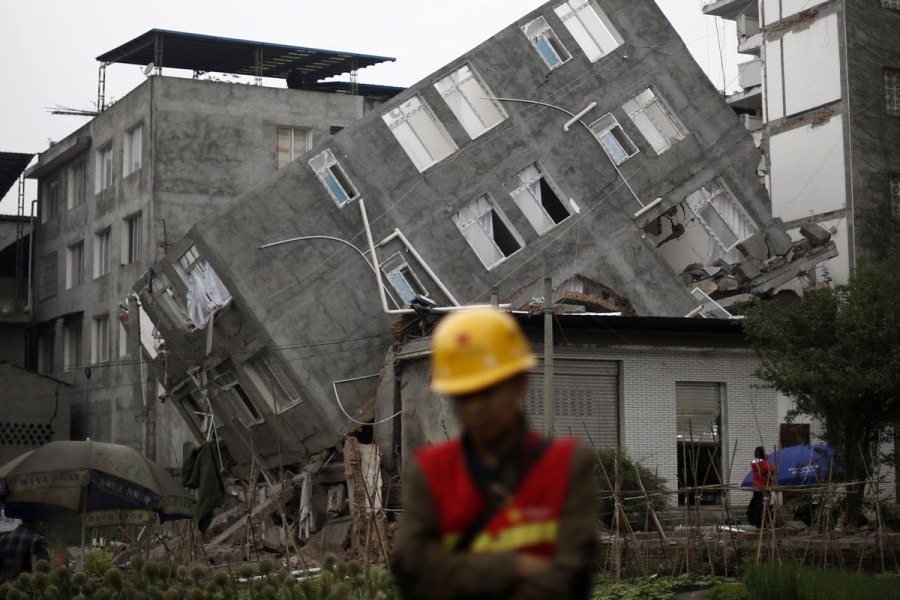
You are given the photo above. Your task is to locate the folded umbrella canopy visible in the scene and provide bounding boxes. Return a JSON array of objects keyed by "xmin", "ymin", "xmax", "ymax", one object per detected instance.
[
  {"xmin": 0, "ymin": 440, "xmax": 195, "ymax": 527},
  {"xmin": 741, "ymin": 443, "xmax": 839, "ymax": 487}
]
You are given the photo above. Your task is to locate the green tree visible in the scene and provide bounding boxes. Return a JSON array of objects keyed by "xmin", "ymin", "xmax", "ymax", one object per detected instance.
[{"xmin": 743, "ymin": 254, "xmax": 900, "ymax": 523}]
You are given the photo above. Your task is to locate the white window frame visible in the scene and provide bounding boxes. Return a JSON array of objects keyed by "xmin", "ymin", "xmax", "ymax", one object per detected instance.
[
  {"xmin": 453, "ymin": 196, "xmax": 524, "ymax": 270},
  {"xmin": 434, "ymin": 64, "xmax": 507, "ymax": 139},
  {"xmin": 504, "ymin": 164, "xmax": 570, "ymax": 234},
  {"xmin": 276, "ymin": 127, "xmax": 312, "ymax": 170},
  {"xmin": 884, "ymin": 0, "xmax": 900, "ymax": 10},
  {"xmin": 96, "ymin": 143, "xmax": 113, "ymax": 193},
  {"xmin": 66, "ymin": 241, "xmax": 84, "ymax": 290},
  {"xmin": 213, "ymin": 370, "xmax": 263, "ymax": 426},
  {"xmin": 522, "ymin": 16, "xmax": 571, "ymax": 70},
  {"xmin": 686, "ymin": 179, "xmax": 757, "ymax": 252},
  {"xmin": 91, "ymin": 314, "xmax": 109, "ymax": 365},
  {"xmin": 382, "ymin": 95, "xmax": 458, "ymax": 172},
  {"xmin": 42, "ymin": 178, "xmax": 60, "ymax": 223},
  {"xmin": 623, "ymin": 89, "xmax": 686, "ymax": 155},
  {"xmin": 64, "ymin": 321, "xmax": 82, "ymax": 371},
  {"xmin": 244, "ymin": 352, "xmax": 304, "ymax": 413},
  {"xmin": 309, "ymin": 150, "xmax": 360, "ymax": 207},
  {"xmin": 885, "ymin": 67, "xmax": 900, "ymax": 117},
  {"xmin": 381, "ymin": 252, "xmax": 428, "ymax": 305},
  {"xmin": 94, "ymin": 228, "xmax": 111, "ymax": 278},
  {"xmin": 589, "ymin": 113, "xmax": 639, "ymax": 165},
  {"xmin": 123, "ymin": 212, "xmax": 143, "ymax": 265},
  {"xmin": 67, "ymin": 161, "xmax": 86, "ymax": 210},
  {"xmin": 554, "ymin": 0, "xmax": 623, "ymax": 63},
  {"xmin": 175, "ymin": 244, "xmax": 203, "ymax": 283},
  {"xmin": 124, "ymin": 124, "xmax": 142, "ymax": 176}
]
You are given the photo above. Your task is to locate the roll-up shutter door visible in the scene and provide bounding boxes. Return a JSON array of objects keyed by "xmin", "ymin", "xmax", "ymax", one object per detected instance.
[
  {"xmin": 675, "ymin": 382, "xmax": 721, "ymax": 443},
  {"xmin": 523, "ymin": 359, "xmax": 619, "ymax": 448}
]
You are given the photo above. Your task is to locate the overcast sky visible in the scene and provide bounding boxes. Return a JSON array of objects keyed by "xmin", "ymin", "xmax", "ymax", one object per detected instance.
[{"xmin": 0, "ymin": 0, "xmax": 739, "ymax": 214}]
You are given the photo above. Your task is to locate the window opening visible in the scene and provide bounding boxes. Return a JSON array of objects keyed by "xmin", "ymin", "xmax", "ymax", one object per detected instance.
[
  {"xmin": 37, "ymin": 332, "xmax": 54, "ymax": 374},
  {"xmin": 453, "ymin": 196, "xmax": 522, "ymax": 269},
  {"xmin": 124, "ymin": 124, "xmax": 142, "ymax": 175},
  {"xmin": 554, "ymin": 0, "xmax": 623, "ymax": 62},
  {"xmin": 42, "ymin": 178, "xmax": 60, "ymax": 223},
  {"xmin": 381, "ymin": 252, "xmax": 428, "ymax": 304},
  {"xmin": 382, "ymin": 96, "xmax": 457, "ymax": 171},
  {"xmin": 124, "ymin": 213, "xmax": 143, "ymax": 264},
  {"xmin": 64, "ymin": 322, "xmax": 82, "ymax": 371},
  {"xmin": 309, "ymin": 150, "xmax": 360, "ymax": 207},
  {"xmin": 213, "ymin": 370, "xmax": 263, "ymax": 426},
  {"xmin": 589, "ymin": 113, "xmax": 638, "ymax": 165},
  {"xmin": 68, "ymin": 162, "xmax": 86, "ymax": 210},
  {"xmin": 622, "ymin": 89, "xmax": 686, "ymax": 155},
  {"xmin": 504, "ymin": 164, "xmax": 570, "ymax": 234},
  {"xmin": 522, "ymin": 16, "xmax": 571, "ymax": 69},
  {"xmin": 686, "ymin": 179, "xmax": 757, "ymax": 251},
  {"xmin": 66, "ymin": 241, "xmax": 84, "ymax": 289},
  {"xmin": 885, "ymin": 67, "xmax": 900, "ymax": 116},
  {"xmin": 245, "ymin": 352, "xmax": 303, "ymax": 413},
  {"xmin": 94, "ymin": 228, "xmax": 111, "ymax": 278},
  {"xmin": 276, "ymin": 127, "xmax": 311, "ymax": 170},
  {"xmin": 92, "ymin": 314, "xmax": 109, "ymax": 364},
  {"xmin": 676, "ymin": 382, "xmax": 723, "ymax": 506},
  {"xmin": 97, "ymin": 144, "xmax": 113, "ymax": 192},
  {"xmin": 434, "ymin": 64, "xmax": 506, "ymax": 139}
]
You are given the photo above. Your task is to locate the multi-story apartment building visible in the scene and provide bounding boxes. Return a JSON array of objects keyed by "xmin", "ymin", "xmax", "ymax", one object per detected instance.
[
  {"xmin": 704, "ymin": 0, "xmax": 900, "ymax": 286},
  {"xmin": 135, "ymin": 0, "xmax": 835, "ymax": 475},
  {"xmin": 24, "ymin": 30, "xmax": 400, "ymax": 466}
]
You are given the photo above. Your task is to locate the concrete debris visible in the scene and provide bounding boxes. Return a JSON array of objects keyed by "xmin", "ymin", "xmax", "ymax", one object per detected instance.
[{"xmin": 800, "ymin": 223, "xmax": 832, "ymax": 247}]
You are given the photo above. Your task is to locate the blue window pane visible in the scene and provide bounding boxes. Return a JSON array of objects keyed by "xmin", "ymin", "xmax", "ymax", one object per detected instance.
[
  {"xmin": 323, "ymin": 173, "xmax": 349, "ymax": 205},
  {"xmin": 534, "ymin": 37, "xmax": 561, "ymax": 68},
  {"xmin": 599, "ymin": 133, "xmax": 628, "ymax": 164},
  {"xmin": 387, "ymin": 272, "xmax": 416, "ymax": 304}
]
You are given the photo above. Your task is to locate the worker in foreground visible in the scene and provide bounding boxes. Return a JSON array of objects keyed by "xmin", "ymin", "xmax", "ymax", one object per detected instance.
[{"xmin": 392, "ymin": 308, "xmax": 598, "ymax": 599}]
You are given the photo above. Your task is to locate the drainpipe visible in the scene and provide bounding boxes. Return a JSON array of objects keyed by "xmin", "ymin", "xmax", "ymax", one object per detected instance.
[{"xmin": 26, "ymin": 200, "xmax": 37, "ymax": 311}]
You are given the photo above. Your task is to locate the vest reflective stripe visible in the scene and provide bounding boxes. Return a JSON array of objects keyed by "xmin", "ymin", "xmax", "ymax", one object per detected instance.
[
  {"xmin": 443, "ymin": 519, "xmax": 559, "ymax": 553},
  {"xmin": 416, "ymin": 433, "xmax": 575, "ymax": 557}
]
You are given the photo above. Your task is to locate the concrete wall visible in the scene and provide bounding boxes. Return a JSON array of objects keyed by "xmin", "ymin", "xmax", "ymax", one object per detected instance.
[
  {"xmin": 0, "ymin": 363, "xmax": 72, "ymax": 466},
  {"xmin": 27, "ymin": 76, "xmax": 380, "ymax": 468}
]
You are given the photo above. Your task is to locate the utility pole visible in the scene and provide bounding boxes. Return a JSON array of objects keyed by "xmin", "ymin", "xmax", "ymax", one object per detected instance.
[{"xmin": 543, "ymin": 278, "xmax": 555, "ymax": 438}]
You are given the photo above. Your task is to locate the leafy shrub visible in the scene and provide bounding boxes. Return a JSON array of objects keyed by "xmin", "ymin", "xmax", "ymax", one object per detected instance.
[
  {"xmin": 596, "ymin": 449, "xmax": 668, "ymax": 531},
  {"xmin": 701, "ymin": 583, "xmax": 749, "ymax": 600},
  {"xmin": 743, "ymin": 564, "xmax": 899, "ymax": 600}
]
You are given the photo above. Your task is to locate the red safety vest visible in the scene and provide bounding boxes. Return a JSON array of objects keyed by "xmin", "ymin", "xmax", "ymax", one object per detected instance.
[{"xmin": 415, "ymin": 433, "xmax": 575, "ymax": 557}]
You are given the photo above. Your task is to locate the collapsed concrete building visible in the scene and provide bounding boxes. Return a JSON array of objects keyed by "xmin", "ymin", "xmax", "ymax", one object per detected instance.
[{"xmin": 134, "ymin": 0, "xmax": 837, "ymax": 492}]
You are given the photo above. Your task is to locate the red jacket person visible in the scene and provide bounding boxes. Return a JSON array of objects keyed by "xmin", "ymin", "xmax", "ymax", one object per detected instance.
[{"xmin": 392, "ymin": 309, "xmax": 598, "ymax": 599}]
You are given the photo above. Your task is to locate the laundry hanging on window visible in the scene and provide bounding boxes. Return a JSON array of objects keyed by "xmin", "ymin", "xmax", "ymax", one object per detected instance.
[{"xmin": 186, "ymin": 261, "xmax": 232, "ymax": 328}]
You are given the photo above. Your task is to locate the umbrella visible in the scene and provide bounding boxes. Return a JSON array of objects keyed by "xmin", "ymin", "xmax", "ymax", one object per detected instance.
[
  {"xmin": 741, "ymin": 443, "xmax": 839, "ymax": 487},
  {"xmin": 0, "ymin": 440, "xmax": 195, "ymax": 527}
]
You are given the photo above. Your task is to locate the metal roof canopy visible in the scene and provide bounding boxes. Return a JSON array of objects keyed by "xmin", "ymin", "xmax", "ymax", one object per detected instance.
[
  {"xmin": 96, "ymin": 29, "xmax": 396, "ymax": 82},
  {"xmin": 0, "ymin": 152, "xmax": 34, "ymax": 199}
]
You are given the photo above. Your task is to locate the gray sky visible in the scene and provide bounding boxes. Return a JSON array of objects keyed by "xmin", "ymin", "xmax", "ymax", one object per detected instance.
[{"xmin": 0, "ymin": 0, "xmax": 739, "ymax": 214}]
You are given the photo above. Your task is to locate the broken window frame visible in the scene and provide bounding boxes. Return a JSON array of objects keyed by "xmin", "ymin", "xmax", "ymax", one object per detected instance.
[
  {"xmin": 382, "ymin": 95, "xmax": 458, "ymax": 172},
  {"xmin": 175, "ymin": 244, "xmax": 203, "ymax": 283},
  {"xmin": 891, "ymin": 174, "xmax": 900, "ymax": 222},
  {"xmin": 213, "ymin": 369, "xmax": 264, "ymax": 427},
  {"xmin": 623, "ymin": 88, "xmax": 686, "ymax": 155},
  {"xmin": 381, "ymin": 252, "xmax": 428, "ymax": 305},
  {"xmin": 244, "ymin": 351, "xmax": 304, "ymax": 413},
  {"xmin": 885, "ymin": 67, "xmax": 900, "ymax": 117},
  {"xmin": 504, "ymin": 163, "xmax": 571, "ymax": 234},
  {"xmin": 453, "ymin": 195, "xmax": 524, "ymax": 270},
  {"xmin": 686, "ymin": 178, "xmax": 757, "ymax": 252},
  {"xmin": 434, "ymin": 64, "xmax": 507, "ymax": 139},
  {"xmin": 522, "ymin": 16, "xmax": 571, "ymax": 70},
  {"xmin": 883, "ymin": 0, "xmax": 900, "ymax": 8},
  {"xmin": 553, "ymin": 0, "xmax": 623, "ymax": 63},
  {"xmin": 309, "ymin": 149, "xmax": 360, "ymax": 207},
  {"xmin": 589, "ymin": 113, "xmax": 639, "ymax": 165},
  {"xmin": 276, "ymin": 127, "xmax": 312, "ymax": 170}
]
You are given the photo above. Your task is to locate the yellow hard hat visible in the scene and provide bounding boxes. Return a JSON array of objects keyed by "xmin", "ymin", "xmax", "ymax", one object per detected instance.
[{"xmin": 430, "ymin": 308, "xmax": 537, "ymax": 396}]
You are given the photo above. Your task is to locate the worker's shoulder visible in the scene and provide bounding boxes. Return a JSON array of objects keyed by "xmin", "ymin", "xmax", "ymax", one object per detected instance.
[{"xmin": 412, "ymin": 438, "xmax": 462, "ymax": 466}]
